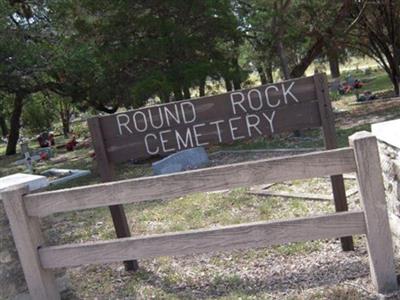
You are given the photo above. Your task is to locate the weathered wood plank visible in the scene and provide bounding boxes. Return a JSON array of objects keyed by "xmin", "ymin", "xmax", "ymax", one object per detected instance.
[
  {"xmin": 88, "ymin": 117, "xmax": 138, "ymax": 271},
  {"xmin": 314, "ymin": 73, "xmax": 354, "ymax": 251},
  {"xmin": 98, "ymin": 76, "xmax": 318, "ymax": 162},
  {"xmin": 105, "ymin": 101, "xmax": 322, "ymax": 162},
  {"xmin": 25, "ymin": 148, "xmax": 357, "ymax": 217},
  {"xmin": 39, "ymin": 211, "xmax": 366, "ymax": 269},
  {"xmin": 349, "ymin": 131, "xmax": 398, "ymax": 293},
  {"xmin": 1, "ymin": 185, "xmax": 59, "ymax": 300}
]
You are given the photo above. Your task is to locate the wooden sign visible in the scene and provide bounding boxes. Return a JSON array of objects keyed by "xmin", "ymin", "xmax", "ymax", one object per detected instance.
[
  {"xmin": 95, "ymin": 76, "xmax": 321, "ymax": 162},
  {"xmin": 88, "ymin": 73, "xmax": 354, "ymax": 271}
]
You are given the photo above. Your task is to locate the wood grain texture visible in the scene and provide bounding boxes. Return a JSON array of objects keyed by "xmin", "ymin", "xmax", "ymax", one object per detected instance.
[
  {"xmin": 39, "ymin": 211, "xmax": 366, "ymax": 269},
  {"xmin": 88, "ymin": 116, "xmax": 138, "ymax": 271},
  {"xmin": 25, "ymin": 148, "xmax": 357, "ymax": 217},
  {"xmin": 87, "ymin": 117, "xmax": 115, "ymax": 181},
  {"xmin": 314, "ymin": 73, "xmax": 354, "ymax": 251},
  {"xmin": 349, "ymin": 131, "xmax": 398, "ymax": 293},
  {"xmin": 105, "ymin": 101, "xmax": 321, "ymax": 162},
  {"xmin": 1, "ymin": 185, "xmax": 59, "ymax": 300}
]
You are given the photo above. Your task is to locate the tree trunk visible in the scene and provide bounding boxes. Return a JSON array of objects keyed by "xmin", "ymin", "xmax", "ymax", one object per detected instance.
[
  {"xmin": 61, "ymin": 114, "xmax": 70, "ymax": 138},
  {"xmin": 173, "ymin": 86, "xmax": 183, "ymax": 101},
  {"xmin": 0, "ymin": 113, "xmax": 8, "ymax": 137},
  {"xmin": 6, "ymin": 92, "xmax": 25, "ymax": 155},
  {"xmin": 328, "ymin": 47, "xmax": 341, "ymax": 78},
  {"xmin": 160, "ymin": 91, "xmax": 170, "ymax": 103},
  {"xmin": 290, "ymin": 38, "xmax": 325, "ymax": 78},
  {"xmin": 224, "ymin": 78, "xmax": 233, "ymax": 92},
  {"xmin": 397, "ymin": 76, "xmax": 400, "ymax": 97},
  {"xmin": 266, "ymin": 65, "xmax": 274, "ymax": 83},
  {"xmin": 183, "ymin": 86, "xmax": 191, "ymax": 99},
  {"xmin": 257, "ymin": 66, "xmax": 268, "ymax": 84},
  {"xmin": 277, "ymin": 40, "xmax": 290, "ymax": 80},
  {"xmin": 199, "ymin": 79, "xmax": 206, "ymax": 97},
  {"xmin": 392, "ymin": 74, "xmax": 400, "ymax": 96},
  {"xmin": 233, "ymin": 78, "xmax": 241, "ymax": 90}
]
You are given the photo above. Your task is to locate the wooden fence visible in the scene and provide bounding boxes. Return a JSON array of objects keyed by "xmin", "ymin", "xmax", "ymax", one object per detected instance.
[{"xmin": 1, "ymin": 131, "xmax": 398, "ymax": 299}]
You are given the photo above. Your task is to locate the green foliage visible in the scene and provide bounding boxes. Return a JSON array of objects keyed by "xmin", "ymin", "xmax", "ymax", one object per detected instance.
[
  {"xmin": 49, "ymin": 0, "xmax": 242, "ymax": 108},
  {"xmin": 22, "ymin": 94, "xmax": 57, "ymax": 135}
]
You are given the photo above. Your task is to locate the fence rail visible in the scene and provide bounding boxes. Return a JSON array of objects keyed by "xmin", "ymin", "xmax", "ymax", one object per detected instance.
[
  {"xmin": 24, "ymin": 147, "xmax": 356, "ymax": 217},
  {"xmin": 1, "ymin": 131, "xmax": 398, "ymax": 299},
  {"xmin": 39, "ymin": 211, "xmax": 365, "ymax": 269}
]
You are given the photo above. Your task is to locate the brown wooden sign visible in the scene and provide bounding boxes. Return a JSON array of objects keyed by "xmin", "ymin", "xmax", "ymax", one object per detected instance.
[
  {"xmin": 95, "ymin": 76, "xmax": 322, "ymax": 162},
  {"xmin": 87, "ymin": 73, "xmax": 353, "ymax": 271}
]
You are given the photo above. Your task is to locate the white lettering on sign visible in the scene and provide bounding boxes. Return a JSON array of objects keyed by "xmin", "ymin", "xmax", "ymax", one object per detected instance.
[
  {"xmin": 282, "ymin": 82, "xmax": 299, "ymax": 104},
  {"xmin": 148, "ymin": 107, "xmax": 164, "ymax": 129},
  {"xmin": 164, "ymin": 105, "xmax": 181, "ymax": 126},
  {"xmin": 159, "ymin": 129, "xmax": 175, "ymax": 153},
  {"xmin": 181, "ymin": 102, "xmax": 196, "ymax": 123},
  {"xmin": 133, "ymin": 111, "xmax": 148, "ymax": 132},
  {"xmin": 210, "ymin": 120, "xmax": 224, "ymax": 143},
  {"xmin": 229, "ymin": 81, "xmax": 298, "ymax": 114},
  {"xmin": 176, "ymin": 128, "xmax": 194, "ymax": 150},
  {"xmin": 262, "ymin": 111, "xmax": 276, "ymax": 133},
  {"xmin": 116, "ymin": 101, "xmax": 198, "ymax": 135},
  {"xmin": 113, "ymin": 80, "xmax": 304, "ymax": 156},
  {"xmin": 265, "ymin": 85, "xmax": 280, "ymax": 108},
  {"xmin": 229, "ymin": 117, "xmax": 245, "ymax": 141},
  {"xmin": 245, "ymin": 114, "xmax": 262, "ymax": 137},
  {"xmin": 144, "ymin": 133, "xmax": 159, "ymax": 155},
  {"xmin": 193, "ymin": 123, "xmax": 209, "ymax": 147},
  {"xmin": 248, "ymin": 89, "xmax": 263, "ymax": 111},
  {"xmin": 230, "ymin": 92, "xmax": 247, "ymax": 114},
  {"xmin": 140, "ymin": 111, "xmax": 278, "ymax": 156},
  {"xmin": 116, "ymin": 114, "xmax": 133, "ymax": 135}
]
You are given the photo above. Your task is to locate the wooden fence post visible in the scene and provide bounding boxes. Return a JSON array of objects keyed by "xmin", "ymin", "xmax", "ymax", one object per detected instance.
[
  {"xmin": 349, "ymin": 131, "xmax": 398, "ymax": 293},
  {"xmin": 1, "ymin": 185, "xmax": 60, "ymax": 300},
  {"xmin": 314, "ymin": 73, "xmax": 354, "ymax": 251},
  {"xmin": 87, "ymin": 117, "xmax": 138, "ymax": 271}
]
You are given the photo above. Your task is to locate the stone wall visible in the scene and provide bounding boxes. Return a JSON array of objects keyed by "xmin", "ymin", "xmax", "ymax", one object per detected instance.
[
  {"xmin": 378, "ymin": 141, "xmax": 400, "ymax": 252},
  {"xmin": 373, "ymin": 119, "xmax": 400, "ymax": 253}
]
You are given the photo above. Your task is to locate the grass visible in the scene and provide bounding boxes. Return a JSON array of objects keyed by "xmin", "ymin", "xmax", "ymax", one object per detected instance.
[{"xmin": 1, "ymin": 67, "xmax": 400, "ymax": 299}]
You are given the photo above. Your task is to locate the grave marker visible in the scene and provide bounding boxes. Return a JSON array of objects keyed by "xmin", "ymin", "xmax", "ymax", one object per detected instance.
[{"xmin": 152, "ymin": 147, "xmax": 209, "ymax": 175}]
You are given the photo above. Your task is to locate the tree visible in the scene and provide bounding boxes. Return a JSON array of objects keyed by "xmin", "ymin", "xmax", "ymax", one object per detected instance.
[
  {"xmin": 235, "ymin": 0, "xmax": 354, "ymax": 79},
  {"xmin": 0, "ymin": 94, "xmax": 10, "ymax": 138},
  {"xmin": 0, "ymin": 0, "xmax": 54, "ymax": 155},
  {"xmin": 350, "ymin": 1, "xmax": 400, "ymax": 96},
  {"xmin": 22, "ymin": 93, "xmax": 57, "ymax": 135},
  {"xmin": 49, "ymin": 0, "xmax": 242, "ymax": 109}
]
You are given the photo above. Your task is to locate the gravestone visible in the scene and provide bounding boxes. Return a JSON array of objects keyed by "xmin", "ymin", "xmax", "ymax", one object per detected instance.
[
  {"xmin": 330, "ymin": 78, "xmax": 341, "ymax": 92},
  {"xmin": 372, "ymin": 119, "xmax": 400, "ymax": 253},
  {"xmin": 41, "ymin": 168, "xmax": 91, "ymax": 185},
  {"xmin": 0, "ymin": 173, "xmax": 49, "ymax": 198},
  {"xmin": 152, "ymin": 147, "xmax": 209, "ymax": 175},
  {"xmin": 20, "ymin": 142, "xmax": 30, "ymax": 158}
]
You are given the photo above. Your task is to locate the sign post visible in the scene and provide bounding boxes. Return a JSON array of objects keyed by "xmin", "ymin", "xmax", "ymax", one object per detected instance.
[
  {"xmin": 88, "ymin": 73, "xmax": 353, "ymax": 270},
  {"xmin": 314, "ymin": 74, "xmax": 354, "ymax": 251},
  {"xmin": 87, "ymin": 117, "xmax": 139, "ymax": 271}
]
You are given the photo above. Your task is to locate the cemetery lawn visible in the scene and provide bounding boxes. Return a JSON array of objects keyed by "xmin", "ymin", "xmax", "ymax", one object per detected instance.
[{"xmin": 1, "ymin": 71, "xmax": 400, "ymax": 299}]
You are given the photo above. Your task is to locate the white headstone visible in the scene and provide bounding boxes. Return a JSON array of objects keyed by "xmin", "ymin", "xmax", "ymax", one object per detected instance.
[
  {"xmin": 371, "ymin": 119, "xmax": 400, "ymax": 149},
  {"xmin": 0, "ymin": 173, "xmax": 49, "ymax": 199}
]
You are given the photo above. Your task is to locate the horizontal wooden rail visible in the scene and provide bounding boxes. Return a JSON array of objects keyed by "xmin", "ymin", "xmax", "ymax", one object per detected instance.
[
  {"xmin": 25, "ymin": 148, "xmax": 356, "ymax": 217},
  {"xmin": 39, "ymin": 211, "xmax": 365, "ymax": 269}
]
